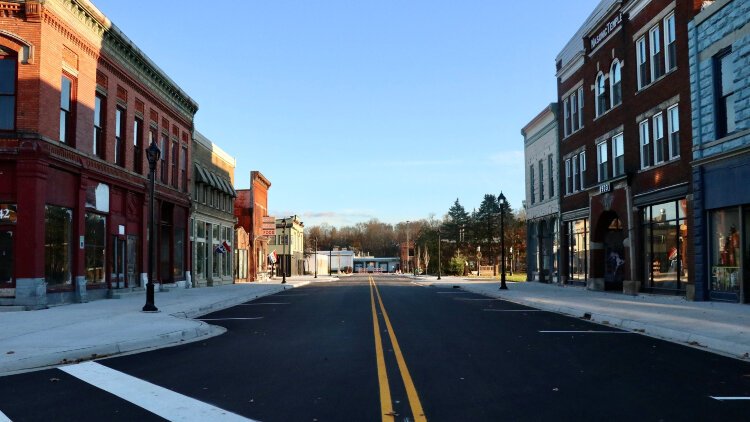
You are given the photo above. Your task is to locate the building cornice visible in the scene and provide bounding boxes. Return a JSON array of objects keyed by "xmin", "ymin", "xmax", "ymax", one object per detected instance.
[{"xmin": 39, "ymin": 0, "xmax": 198, "ymax": 120}]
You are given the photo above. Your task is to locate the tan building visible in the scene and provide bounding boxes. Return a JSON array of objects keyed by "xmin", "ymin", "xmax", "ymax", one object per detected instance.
[
  {"xmin": 189, "ymin": 131, "xmax": 236, "ymax": 287},
  {"xmin": 268, "ymin": 215, "xmax": 304, "ymax": 277}
]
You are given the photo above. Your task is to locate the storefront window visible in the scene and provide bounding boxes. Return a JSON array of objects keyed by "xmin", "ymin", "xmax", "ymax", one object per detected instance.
[
  {"xmin": 45, "ymin": 206, "xmax": 72, "ymax": 287},
  {"xmin": 643, "ymin": 200, "xmax": 688, "ymax": 290},
  {"xmin": 568, "ymin": 219, "xmax": 588, "ymax": 282},
  {"xmin": 196, "ymin": 240, "xmax": 205, "ymax": 278},
  {"xmin": 223, "ymin": 227, "xmax": 231, "ymax": 277},
  {"xmin": 710, "ymin": 207, "xmax": 740, "ymax": 294},
  {"xmin": 85, "ymin": 213, "xmax": 106, "ymax": 285}
]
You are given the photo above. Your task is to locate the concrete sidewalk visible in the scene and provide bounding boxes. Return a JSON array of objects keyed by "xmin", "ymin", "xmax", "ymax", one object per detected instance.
[
  {"xmin": 414, "ymin": 276, "xmax": 750, "ymax": 361},
  {"xmin": 0, "ymin": 277, "xmax": 330, "ymax": 375}
]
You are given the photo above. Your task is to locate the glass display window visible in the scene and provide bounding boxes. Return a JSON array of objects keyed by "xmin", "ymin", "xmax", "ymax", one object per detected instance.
[{"xmin": 710, "ymin": 208, "xmax": 741, "ymax": 294}]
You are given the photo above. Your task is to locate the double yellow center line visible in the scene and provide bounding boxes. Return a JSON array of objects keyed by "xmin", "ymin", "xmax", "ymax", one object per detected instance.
[{"xmin": 369, "ymin": 275, "xmax": 427, "ymax": 422}]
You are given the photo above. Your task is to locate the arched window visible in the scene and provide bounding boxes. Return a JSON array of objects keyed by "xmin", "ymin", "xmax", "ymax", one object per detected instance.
[
  {"xmin": 0, "ymin": 48, "xmax": 17, "ymax": 131},
  {"xmin": 596, "ymin": 73, "xmax": 608, "ymax": 116},
  {"xmin": 610, "ymin": 60, "xmax": 622, "ymax": 107}
]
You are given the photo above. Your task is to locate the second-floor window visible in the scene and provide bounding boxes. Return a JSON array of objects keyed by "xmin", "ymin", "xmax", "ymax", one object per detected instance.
[
  {"xmin": 529, "ymin": 165, "xmax": 535, "ymax": 205},
  {"xmin": 640, "ymin": 119, "xmax": 651, "ymax": 169},
  {"xmin": 667, "ymin": 104, "xmax": 680, "ymax": 160},
  {"xmin": 93, "ymin": 94, "xmax": 105, "ymax": 158},
  {"xmin": 548, "ymin": 155, "xmax": 554, "ymax": 199},
  {"xmin": 171, "ymin": 141, "xmax": 178, "ymax": 188},
  {"xmin": 133, "ymin": 117, "xmax": 143, "ymax": 174},
  {"xmin": 60, "ymin": 75, "xmax": 74, "ymax": 145},
  {"xmin": 160, "ymin": 133, "xmax": 168, "ymax": 183},
  {"xmin": 597, "ymin": 141, "xmax": 608, "ymax": 182},
  {"xmin": 715, "ymin": 48, "xmax": 736, "ymax": 138},
  {"xmin": 115, "ymin": 107, "xmax": 125, "ymax": 166},
  {"xmin": 612, "ymin": 133, "xmax": 624, "ymax": 177},
  {"xmin": 653, "ymin": 112, "xmax": 665, "ymax": 164},
  {"xmin": 0, "ymin": 52, "xmax": 16, "ymax": 131},
  {"xmin": 539, "ymin": 159, "xmax": 545, "ymax": 202},
  {"xmin": 181, "ymin": 147, "xmax": 187, "ymax": 191}
]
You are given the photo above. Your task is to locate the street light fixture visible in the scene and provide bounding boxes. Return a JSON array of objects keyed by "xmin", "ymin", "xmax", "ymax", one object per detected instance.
[
  {"xmin": 406, "ymin": 220, "xmax": 410, "ymax": 275},
  {"xmin": 498, "ymin": 192, "xmax": 508, "ymax": 290},
  {"xmin": 142, "ymin": 141, "xmax": 160, "ymax": 312},
  {"xmin": 437, "ymin": 226, "xmax": 442, "ymax": 280},
  {"xmin": 314, "ymin": 237, "xmax": 318, "ymax": 279},
  {"xmin": 280, "ymin": 219, "xmax": 287, "ymax": 282}
]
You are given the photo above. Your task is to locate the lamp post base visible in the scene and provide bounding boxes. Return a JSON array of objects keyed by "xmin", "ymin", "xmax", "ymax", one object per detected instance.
[{"xmin": 142, "ymin": 283, "xmax": 158, "ymax": 312}]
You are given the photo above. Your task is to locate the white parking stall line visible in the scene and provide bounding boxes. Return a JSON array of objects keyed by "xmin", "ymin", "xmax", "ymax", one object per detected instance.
[
  {"xmin": 539, "ymin": 330, "xmax": 631, "ymax": 334},
  {"xmin": 61, "ymin": 362, "xmax": 256, "ymax": 421},
  {"xmin": 455, "ymin": 298, "xmax": 503, "ymax": 301},
  {"xmin": 197, "ymin": 317, "xmax": 264, "ymax": 321},
  {"xmin": 436, "ymin": 292, "xmax": 470, "ymax": 294},
  {"xmin": 0, "ymin": 409, "xmax": 11, "ymax": 422},
  {"xmin": 710, "ymin": 396, "xmax": 750, "ymax": 401},
  {"xmin": 239, "ymin": 302, "xmax": 290, "ymax": 306},
  {"xmin": 483, "ymin": 309, "xmax": 544, "ymax": 312}
]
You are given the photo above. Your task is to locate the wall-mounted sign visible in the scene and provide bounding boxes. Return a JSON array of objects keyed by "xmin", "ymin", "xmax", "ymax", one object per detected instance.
[
  {"xmin": 85, "ymin": 183, "xmax": 110, "ymax": 212},
  {"xmin": 590, "ymin": 13, "xmax": 624, "ymax": 50},
  {"xmin": 599, "ymin": 183, "xmax": 612, "ymax": 194},
  {"xmin": 262, "ymin": 216, "xmax": 276, "ymax": 236},
  {"xmin": 0, "ymin": 204, "xmax": 17, "ymax": 223}
]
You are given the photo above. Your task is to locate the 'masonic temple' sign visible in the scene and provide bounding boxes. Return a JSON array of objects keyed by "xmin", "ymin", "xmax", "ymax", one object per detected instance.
[{"xmin": 590, "ymin": 13, "xmax": 624, "ymax": 50}]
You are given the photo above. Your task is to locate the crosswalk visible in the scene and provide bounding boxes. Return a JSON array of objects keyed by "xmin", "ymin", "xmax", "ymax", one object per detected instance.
[{"xmin": 60, "ymin": 362, "xmax": 255, "ymax": 422}]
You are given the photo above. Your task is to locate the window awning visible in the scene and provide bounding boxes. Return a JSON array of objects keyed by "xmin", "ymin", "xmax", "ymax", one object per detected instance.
[{"xmin": 194, "ymin": 162, "xmax": 236, "ymax": 197}]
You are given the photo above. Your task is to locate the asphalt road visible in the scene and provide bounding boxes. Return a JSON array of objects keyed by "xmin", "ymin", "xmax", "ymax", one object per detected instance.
[{"xmin": 2, "ymin": 274, "xmax": 750, "ymax": 421}]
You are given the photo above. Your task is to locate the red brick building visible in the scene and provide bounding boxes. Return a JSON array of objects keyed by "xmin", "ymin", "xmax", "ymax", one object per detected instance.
[
  {"xmin": 235, "ymin": 171, "xmax": 272, "ymax": 282},
  {"xmin": 556, "ymin": 0, "xmax": 701, "ymax": 295},
  {"xmin": 0, "ymin": 0, "xmax": 197, "ymax": 308}
]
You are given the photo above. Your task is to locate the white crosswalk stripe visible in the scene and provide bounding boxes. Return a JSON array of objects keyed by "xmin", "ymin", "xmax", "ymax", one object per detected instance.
[{"xmin": 61, "ymin": 362, "xmax": 256, "ymax": 422}]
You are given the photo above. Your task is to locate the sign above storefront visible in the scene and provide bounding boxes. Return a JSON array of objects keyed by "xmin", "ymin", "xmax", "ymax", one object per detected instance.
[
  {"xmin": 590, "ymin": 13, "xmax": 624, "ymax": 50},
  {"xmin": 599, "ymin": 183, "xmax": 612, "ymax": 194},
  {"xmin": 0, "ymin": 204, "xmax": 17, "ymax": 223},
  {"xmin": 262, "ymin": 216, "xmax": 276, "ymax": 236}
]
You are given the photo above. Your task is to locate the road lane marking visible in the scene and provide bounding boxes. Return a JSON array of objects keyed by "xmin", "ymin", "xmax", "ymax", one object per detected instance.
[
  {"xmin": 271, "ymin": 294, "xmax": 309, "ymax": 297},
  {"xmin": 371, "ymin": 276, "xmax": 427, "ymax": 422},
  {"xmin": 483, "ymin": 309, "xmax": 544, "ymax": 312},
  {"xmin": 369, "ymin": 276, "xmax": 394, "ymax": 421},
  {"xmin": 710, "ymin": 397, "xmax": 750, "ymax": 401},
  {"xmin": 60, "ymin": 362, "xmax": 255, "ymax": 421},
  {"xmin": 197, "ymin": 317, "xmax": 264, "ymax": 321},
  {"xmin": 0, "ymin": 409, "xmax": 11, "ymax": 422},
  {"xmin": 436, "ymin": 292, "xmax": 470, "ymax": 294},
  {"xmin": 455, "ymin": 298, "xmax": 502, "ymax": 301},
  {"xmin": 538, "ymin": 330, "xmax": 630, "ymax": 334},
  {"xmin": 239, "ymin": 302, "xmax": 290, "ymax": 305}
]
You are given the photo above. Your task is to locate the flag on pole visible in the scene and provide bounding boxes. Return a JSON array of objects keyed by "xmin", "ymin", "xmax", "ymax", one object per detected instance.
[
  {"xmin": 222, "ymin": 241, "xmax": 231, "ymax": 252},
  {"xmin": 215, "ymin": 244, "xmax": 227, "ymax": 254}
]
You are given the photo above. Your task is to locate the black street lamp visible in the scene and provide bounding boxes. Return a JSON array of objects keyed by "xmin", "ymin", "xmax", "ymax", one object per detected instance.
[
  {"xmin": 498, "ymin": 192, "xmax": 508, "ymax": 290},
  {"xmin": 143, "ymin": 141, "xmax": 160, "ymax": 312},
  {"xmin": 281, "ymin": 218, "xmax": 287, "ymax": 284},
  {"xmin": 437, "ymin": 226, "xmax": 442, "ymax": 280},
  {"xmin": 314, "ymin": 237, "xmax": 318, "ymax": 278}
]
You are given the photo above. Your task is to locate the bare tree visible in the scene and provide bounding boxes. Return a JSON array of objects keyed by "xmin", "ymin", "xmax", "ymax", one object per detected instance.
[
  {"xmin": 423, "ymin": 244, "xmax": 430, "ymax": 274},
  {"xmin": 416, "ymin": 246, "xmax": 422, "ymax": 274}
]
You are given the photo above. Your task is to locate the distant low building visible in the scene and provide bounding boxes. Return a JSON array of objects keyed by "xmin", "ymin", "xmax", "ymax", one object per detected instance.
[{"xmin": 268, "ymin": 215, "xmax": 305, "ymax": 277}]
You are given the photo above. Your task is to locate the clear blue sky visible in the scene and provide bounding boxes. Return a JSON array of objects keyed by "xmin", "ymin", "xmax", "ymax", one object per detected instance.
[{"xmin": 94, "ymin": 0, "xmax": 599, "ymax": 228}]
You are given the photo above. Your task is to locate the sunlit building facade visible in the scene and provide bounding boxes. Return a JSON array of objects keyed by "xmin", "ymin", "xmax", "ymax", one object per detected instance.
[
  {"xmin": 556, "ymin": 0, "xmax": 700, "ymax": 295},
  {"xmin": 0, "ymin": 0, "xmax": 197, "ymax": 308}
]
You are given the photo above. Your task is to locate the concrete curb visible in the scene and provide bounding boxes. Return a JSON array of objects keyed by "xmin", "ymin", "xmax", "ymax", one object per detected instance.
[
  {"xmin": 459, "ymin": 284, "xmax": 750, "ymax": 361},
  {"xmin": 0, "ymin": 282, "xmax": 312, "ymax": 375}
]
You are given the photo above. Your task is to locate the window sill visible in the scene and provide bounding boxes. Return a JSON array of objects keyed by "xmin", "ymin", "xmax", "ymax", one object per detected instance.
[
  {"xmin": 639, "ymin": 156, "xmax": 682, "ymax": 173},
  {"xmin": 593, "ymin": 103, "xmax": 621, "ymax": 121},
  {"xmin": 636, "ymin": 67, "xmax": 677, "ymax": 94}
]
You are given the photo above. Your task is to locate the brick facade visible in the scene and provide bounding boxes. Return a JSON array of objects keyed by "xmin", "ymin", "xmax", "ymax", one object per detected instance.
[
  {"xmin": 0, "ymin": 0, "xmax": 197, "ymax": 308},
  {"xmin": 556, "ymin": 0, "xmax": 700, "ymax": 294}
]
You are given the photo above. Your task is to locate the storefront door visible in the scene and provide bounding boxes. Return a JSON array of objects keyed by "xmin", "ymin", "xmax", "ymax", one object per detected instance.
[
  {"xmin": 0, "ymin": 230, "xmax": 13, "ymax": 293},
  {"xmin": 112, "ymin": 237, "xmax": 126, "ymax": 289},
  {"xmin": 127, "ymin": 235, "xmax": 139, "ymax": 288},
  {"xmin": 604, "ymin": 217, "xmax": 625, "ymax": 290}
]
